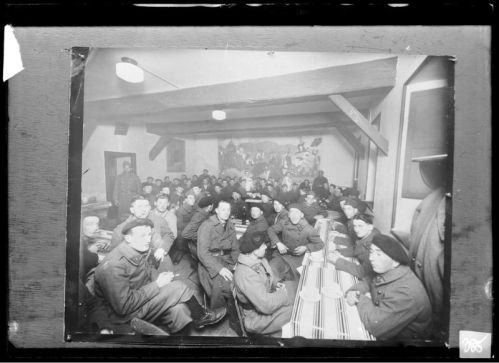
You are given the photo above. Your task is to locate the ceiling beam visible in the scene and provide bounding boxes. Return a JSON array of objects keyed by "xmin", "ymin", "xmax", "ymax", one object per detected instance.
[
  {"xmin": 146, "ymin": 112, "xmax": 354, "ymax": 136},
  {"xmin": 86, "ymin": 57, "xmax": 397, "ymax": 114},
  {"xmin": 328, "ymin": 94, "xmax": 389, "ymax": 155},
  {"xmin": 149, "ymin": 135, "xmax": 172, "ymax": 161},
  {"xmin": 335, "ymin": 124, "xmax": 365, "ymax": 156}
]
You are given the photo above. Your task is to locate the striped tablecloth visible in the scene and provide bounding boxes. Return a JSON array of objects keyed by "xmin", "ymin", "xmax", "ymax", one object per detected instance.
[{"xmin": 283, "ymin": 219, "xmax": 375, "ymax": 341}]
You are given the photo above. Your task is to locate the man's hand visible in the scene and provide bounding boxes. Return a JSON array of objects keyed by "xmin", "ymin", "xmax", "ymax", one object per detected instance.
[
  {"xmin": 154, "ymin": 248, "xmax": 165, "ymax": 262},
  {"xmin": 328, "ymin": 250, "xmax": 342, "ymax": 264},
  {"xmin": 346, "ymin": 291, "xmax": 360, "ymax": 306},
  {"xmin": 276, "ymin": 282, "xmax": 285, "ymax": 290},
  {"xmin": 364, "ymin": 292, "xmax": 372, "ymax": 300},
  {"xmin": 219, "ymin": 267, "xmax": 233, "ymax": 281},
  {"xmin": 313, "ymin": 215, "xmax": 322, "ymax": 220},
  {"xmin": 293, "ymin": 246, "xmax": 307, "ymax": 256},
  {"xmin": 156, "ymin": 271, "xmax": 174, "ymax": 288},
  {"xmin": 276, "ymin": 242, "xmax": 289, "ymax": 254}
]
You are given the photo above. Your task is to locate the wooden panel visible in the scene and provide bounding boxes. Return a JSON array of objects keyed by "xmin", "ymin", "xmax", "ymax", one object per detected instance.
[
  {"xmin": 148, "ymin": 135, "xmax": 171, "ymax": 161},
  {"xmin": 7, "ymin": 27, "xmax": 491, "ymax": 352}
]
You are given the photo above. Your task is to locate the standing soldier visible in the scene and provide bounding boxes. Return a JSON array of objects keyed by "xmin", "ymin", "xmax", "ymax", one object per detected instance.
[{"xmin": 113, "ymin": 160, "xmax": 142, "ymax": 222}]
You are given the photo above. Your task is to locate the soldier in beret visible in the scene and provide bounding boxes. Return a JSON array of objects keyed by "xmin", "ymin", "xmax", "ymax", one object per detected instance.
[
  {"xmin": 298, "ymin": 190, "xmax": 328, "ymax": 226},
  {"xmin": 94, "ymin": 218, "xmax": 226, "ymax": 334},
  {"xmin": 241, "ymin": 204, "xmax": 270, "ymax": 245},
  {"xmin": 182, "ymin": 196, "xmax": 215, "ymax": 262},
  {"xmin": 345, "ymin": 234, "xmax": 432, "ymax": 341},
  {"xmin": 234, "ymin": 231, "xmax": 297, "ymax": 336},
  {"xmin": 267, "ymin": 204, "xmax": 324, "ymax": 281}
]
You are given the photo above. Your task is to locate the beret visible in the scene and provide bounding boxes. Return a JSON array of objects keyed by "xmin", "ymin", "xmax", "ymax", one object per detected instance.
[
  {"xmin": 273, "ymin": 196, "xmax": 288, "ymax": 207},
  {"xmin": 288, "ymin": 203, "xmax": 304, "ymax": 213},
  {"xmin": 198, "ymin": 196, "xmax": 214, "ymax": 208},
  {"xmin": 122, "ymin": 218, "xmax": 154, "ymax": 235},
  {"xmin": 239, "ymin": 231, "xmax": 267, "ymax": 254},
  {"xmin": 371, "ymin": 234, "xmax": 410, "ymax": 265},
  {"xmin": 343, "ymin": 197, "xmax": 367, "ymax": 214}
]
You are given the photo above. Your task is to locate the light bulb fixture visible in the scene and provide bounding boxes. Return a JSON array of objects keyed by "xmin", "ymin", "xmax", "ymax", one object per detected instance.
[
  {"xmin": 212, "ymin": 110, "xmax": 226, "ymax": 121},
  {"xmin": 115, "ymin": 57, "xmax": 179, "ymax": 88},
  {"xmin": 116, "ymin": 57, "xmax": 144, "ymax": 83}
]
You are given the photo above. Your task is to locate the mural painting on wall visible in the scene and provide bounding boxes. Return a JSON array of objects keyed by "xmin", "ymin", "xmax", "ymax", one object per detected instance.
[{"xmin": 218, "ymin": 136, "xmax": 322, "ymax": 180}]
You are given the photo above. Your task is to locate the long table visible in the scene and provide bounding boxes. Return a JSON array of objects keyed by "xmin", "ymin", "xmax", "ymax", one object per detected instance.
[{"xmin": 282, "ymin": 218, "xmax": 375, "ymax": 341}]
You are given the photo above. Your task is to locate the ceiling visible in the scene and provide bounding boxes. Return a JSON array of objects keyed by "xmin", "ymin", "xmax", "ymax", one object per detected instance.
[{"xmin": 84, "ymin": 48, "xmax": 393, "ymax": 103}]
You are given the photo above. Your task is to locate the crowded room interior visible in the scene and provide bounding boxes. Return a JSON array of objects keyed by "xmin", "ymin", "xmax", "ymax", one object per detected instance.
[{"xmin": 75, "ymin": 49, "xmax": 453, "ymax": 342}]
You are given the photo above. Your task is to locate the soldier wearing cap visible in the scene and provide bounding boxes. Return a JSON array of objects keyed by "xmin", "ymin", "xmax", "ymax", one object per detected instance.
[
  {"xmin": 241, "ymin": 204, "xmax": 270, "ymax": 245},
  {"xmin": 345, "ymin": 234, "xmax": 432, "ymax": 341},
  {"xmin": 298, "ymin": 190, "xmax": 328, "ymax": 226},
  {"xmin": 150, "ymin": 193, "xmax": 178, "ymax": 239},
  {"xmin": 234, "ymin": 231, "xmax": 297, "ymax": 336},
  {"xmin": 267, "ymin": 203, "xmax": 324, "ymax": 281},
  {"xmin": 267, "ymin": 196, "xmax": 289, "ymax": 227},
  {"xmin": 110, "ymin": 196, "xmax": 176, "ymax": 271},
  {"xmin": 94, "ymin": 218, "xmax": 226, "ymax": 334},
  {"xmin": 112, "ymin": 160, "xmax": 142, "ymax": 222},
  {"xmin": 182, "ymin": 196, "xmax": 215, "ymax": 262}
]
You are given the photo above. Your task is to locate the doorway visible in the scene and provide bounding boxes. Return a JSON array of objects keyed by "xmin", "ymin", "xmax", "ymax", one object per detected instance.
[{"xmin": 104, "ymin": 151, "xmax": 137, "ymax": 220}]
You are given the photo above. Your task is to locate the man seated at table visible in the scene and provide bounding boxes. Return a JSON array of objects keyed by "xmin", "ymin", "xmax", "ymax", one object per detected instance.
[
  {"xmin": 298, "ymin": 190, "xmax": 328, "ymax": 226},
  {"xmin": 171, "ymin": 193, "xmax": 197, "ymax": 263},
  {"xmin": 242, "ymin": 205, "xmax": 270, "ymax": 243},
  {"xmin": 234, "ymin": 231, "xmax": 297, "ymax": 336},
  {"xmin": 336, "ymin": 197, "xmax": 367, "ymax": 244},
  {"xmin": 110, "ymin": 196, "xmax": 175, "ymax": 270},
  {"xmin": 267, "ymin": 204, "xmax": 324, "ymax": 281},
  {"xmin": 95, "ymin": 218, "xmax": 227, "ymax": 335},
  {"xmin": 259, "ymin": 191, "xmax": 275, "ymax": 222},
  {"xmin": 267, "ymin": 196, "xmax": 289, "ymax": 227},
  {"xmin": 230, "ymin": 189, "xmax": 247, "ymax": 221},
  {"xmin": 182, "ymin": 196, "xmax": 214, "ymax": 263},
  {"xmin": 328, "ymin": 213, "xmax": 380, "ymax": 281},
  {"xmin": 345, "ymin": 234, "xmax": 432, "ymax": 341},
  {"xmin": 197, "ymin": 198, "xmax": 242, "ymax": 334}
]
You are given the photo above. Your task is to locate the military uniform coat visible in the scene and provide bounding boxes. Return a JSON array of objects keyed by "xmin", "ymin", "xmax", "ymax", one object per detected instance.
[
  {"xmin": 234, "ymin": 254, "xmax": 295, "ymax": 335},
  {"xmin": 242, "ymin": 215, "xmax": 270, "ymax": 243},
  {"xmin": 197, "ymin": 215, "xmax": 240, "ymax": 304},
  {"xmin": 94, "ymin": 242, "xmax": 194, "ymax": 333},
  {"xmin": 266, "ymin": 208, "xmax": 289, "ymax": 227},
  {"xmin": 348, "ymin": 265, "xmax": 432, "ymax": 341},
  {"xmin": 112, "ymin": 171, "xmax": 142, "ymax": 220},
  {"xmin": 408, "ymin": 187, "xmax": 447, "ymax": 333},
  {"xmin": 267, "ymin": 218, "xmax": 324, "ymax": 280}
]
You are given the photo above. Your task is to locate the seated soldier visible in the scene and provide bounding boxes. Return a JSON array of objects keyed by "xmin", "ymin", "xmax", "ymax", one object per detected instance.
[
  {"xmin": 267, "ymin": 196, "xmax": 289, "ymax": 227},
  {"xmin": 267, "ymin": 204, "xmax": 324, "ymax": 281},
  {"xmin": 150, "ymin": 193, "xmax": 178, "ymax": 239},
  {"xmin": 169, "ymin": 185, "xmax": 184, "ymax": 207},
  {"xmin": 345, "ymin": 234, "xmax": 432, "ymax": 341},
  {"xmin": 171, "ymin": 193, "xmax": 197, "ymax": 263},
  {"xmin": 242, "ymin": 205, "xmax": 270, "ymax": 243},
  {"xmin": 234, "ymin": 231, "xmax": 297, "ymax": 336},
  {"xmin": 110, "ymin": 196, "xmax": 175, "ymax": 271},
  {"xmin": 328, "ymin": 214, "xmax": 380, "ymax": 280},
  {"xmin": 94, "ymin": 218, "xmax": 226, "ymax": 334},
  {"xmin": 259, "ymin": 191, "xmax": 274, "ymax": 222},
  {"xmin": 197, "ymin": 199, "xmax": 242, "ymax": 334},
  {"xmin": 337, "ymin": 197, "xmax": 367, "ymax": 244},
  {"xmin": 298, "ymin": 190, "xmax": 328, "ymax": 226},
  {"xmin": 230, "ymin": 190, "xmax": 247, "ymax": 221},
  {"xmin": 182, "ymin": 196, "xmax": 215, "ymax": 262},
  {"xmin": 141, "ymin": 182, "xmax": 156, "ymax": 208}
]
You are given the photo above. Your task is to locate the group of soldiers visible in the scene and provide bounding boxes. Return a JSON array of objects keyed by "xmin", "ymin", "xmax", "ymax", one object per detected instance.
[{"xmin": 81, "ymin": 161, "xmax": 446, "ymax": 341}]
